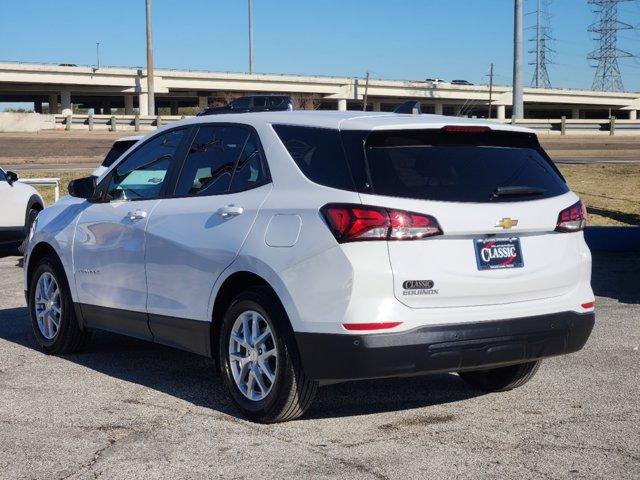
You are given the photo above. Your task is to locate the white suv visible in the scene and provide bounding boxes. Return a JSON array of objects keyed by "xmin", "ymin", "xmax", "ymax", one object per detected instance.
[
  {"xmin": 0, "ymin": 168, "xmax": 43, "ymax": 254},
  {"xmin": 24, "ymin": 111, "xmax": 595, "ymax": 423}
]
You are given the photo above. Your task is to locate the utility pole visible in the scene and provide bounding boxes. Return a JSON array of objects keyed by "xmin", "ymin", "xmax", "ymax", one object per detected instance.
[
  {"xmin": 487, "ymin": 63, "xmax": 494, "ymax": 118},
  {"xmin": 248, "ymin": 0, "xmax": 254, "ymax": 74},
  {"xmin": 512, "ymin": 0, "xmax": 524, "ymax": 118},
  {"xmin": 145, "ymin": 0, "xmax": 155, "ymax": 115},
  {"xmin": 96, "ymin": 42, "xmax": 100, "ymax": 70},
  {"xmin": 362, "ymin": 71, "xmax": 370, "ymax": 111}
]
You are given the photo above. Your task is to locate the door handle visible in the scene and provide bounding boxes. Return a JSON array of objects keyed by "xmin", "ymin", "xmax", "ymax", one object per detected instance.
[
  {"xmin": 128, "ymin": 209, "xmax": 148, "ymax": 221},
  {"xmin": 217, "ymin": 205, "xmax": 244, "ymax": 218}
]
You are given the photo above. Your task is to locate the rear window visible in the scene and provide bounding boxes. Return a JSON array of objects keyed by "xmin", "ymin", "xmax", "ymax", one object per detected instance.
[
  {"xmin": 101, "ymin": 140, "xmax": 138, "ymax": 168},
  {"xmin": 273, "ymin": 125, "xmax": 355, "ymax": 190},
  {"xmin": 363, "ymin": 129, "xmax": 568, "ymax": 202}
]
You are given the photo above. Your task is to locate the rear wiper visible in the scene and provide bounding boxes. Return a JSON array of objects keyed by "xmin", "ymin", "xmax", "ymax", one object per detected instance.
[{"xmin": 491, "ymin": 186, "xmax": 546, "ymax": 199}]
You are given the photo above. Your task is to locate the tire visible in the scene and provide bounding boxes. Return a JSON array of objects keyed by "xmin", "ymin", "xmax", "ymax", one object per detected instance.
[
  {"xmin": 18, "ymin": 207, "xmax": 40, "ymax": 255},
  {"xmin": 458, "ymin": 360, "xmax": 541, "ymax": 392},
  {"xmin": 28, "ymin": 254, "xmax": 91, "ymax": 354},
  {"xmin": 219, "ymin": 287, "xmax": 318, "ymax": 423}
]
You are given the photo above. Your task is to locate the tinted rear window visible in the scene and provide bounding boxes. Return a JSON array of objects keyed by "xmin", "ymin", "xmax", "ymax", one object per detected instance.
[
  {"xmin": 102, "ymin": 140, "xmax": 138, "ymax": 168},
  {"xmin": 273, "ymin": 125, "xmax": 355, "ymax": 190},
  {"xmin": 364, "ymin": 130, "xmax": 568, "ymax": 202}
]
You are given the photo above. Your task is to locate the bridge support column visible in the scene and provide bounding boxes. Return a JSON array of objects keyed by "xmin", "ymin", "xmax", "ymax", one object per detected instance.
[
  {"xmin": 61, "ymin": 90, "xmax": 72, "ymax": 116},
  {"xmin": 373, "ymin": 101, "xmax": 381, "ymax": 112},
  {"xmin": 571, "ymin": 107, "xmax": 580, "ymax": 119},
  {"xmin": 124, "ymin": 95, "xmax": 134, "ymax": 115},
  {"xmin": 34, "ymin": 100, "xmax": 43, "ymax": 113},
  {"xmin": 496, "ymin": 105, "xmax": 506, "ymax": 120},
  {"xmin": 198, "ymin": 95, "xmax": 209, "ymax": 110},
  {"xmin": 337, "ymin": 99, "xmax": 347, "ymax": 111},
  {"xmin": 434, "ymin": 102, "xmax": 443, "ymax": 115},
  {"xmin": 48, "ymin": 94, "xmax": 58, "ymax": 114},
  {"xmin": 171, "ymin": 100, "xmax": 179, "ymax": 115},
  {"xmin": 139, "ymin": 93, "xmax": 149, "ymax": 116},
  {"xmin": 629, "ymin": 110, "xmax": 637, "ymax": 120}
]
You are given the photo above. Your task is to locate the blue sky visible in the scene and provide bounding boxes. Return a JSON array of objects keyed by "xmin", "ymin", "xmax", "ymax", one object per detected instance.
[{"xmin": 1, "ymin": 0, "xmax": 640, "ymax": 92}]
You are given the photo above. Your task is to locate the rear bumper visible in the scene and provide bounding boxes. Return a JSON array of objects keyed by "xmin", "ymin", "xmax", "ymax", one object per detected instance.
[{"xmin": 295, "ymin": 311, "xmax": 594, "ymax": 381}]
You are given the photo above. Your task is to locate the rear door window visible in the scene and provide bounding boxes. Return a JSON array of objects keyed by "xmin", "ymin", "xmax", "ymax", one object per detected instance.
[{"xmin": 363, "ymin": 130, "xmax": 568, "ymax": 203}]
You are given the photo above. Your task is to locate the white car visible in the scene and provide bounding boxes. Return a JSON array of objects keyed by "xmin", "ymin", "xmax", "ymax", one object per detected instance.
[
  {"xmin": 24, "ymin": 111, "xmax": 595, "ymax": 423},
  {"xmin": 0, "ymin": 168, "xmax": 44, "ymax": 254},
  {"xmin": 91, "ymin": 135, "xmax": 143, "ymax": 178}
]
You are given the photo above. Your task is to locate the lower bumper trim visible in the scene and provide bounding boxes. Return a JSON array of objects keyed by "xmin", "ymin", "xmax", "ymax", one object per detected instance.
[{"xmin": 295, "ymin": 311, "xmax": 594, "ymax": 381}]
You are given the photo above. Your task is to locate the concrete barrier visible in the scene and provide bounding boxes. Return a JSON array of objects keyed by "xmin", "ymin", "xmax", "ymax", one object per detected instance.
[
  {"xmin": 585, "ymin": 227, "xmax": 640, "ymax": 253},
  {"xmin": 0, "ymin": 112, "xmax": 53, "ymax": 132}
]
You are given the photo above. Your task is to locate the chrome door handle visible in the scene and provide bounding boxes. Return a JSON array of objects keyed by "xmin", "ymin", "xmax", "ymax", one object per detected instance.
[
  {"xmin": 128, "ymin": 209, "xmax": 148, "ymax": 221},
  {"xmin": 217, "ymin": 205, "xmax": 244, "ymax": 218}
]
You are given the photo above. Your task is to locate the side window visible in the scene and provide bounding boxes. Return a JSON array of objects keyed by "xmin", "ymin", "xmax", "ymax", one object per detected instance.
[
  {"xmin": 0, "ymin": 169, "xmax": 6, "ymax": 182},
  {"xmin": 231, "ymin": 97, "xmax": 251, "ymax": 109},
  {"xmin": 175, "ymin": 125, "xmax": 250, "ymax": 196},
  {"xmin": 252, "ymin": 97, "xmax": 266, "ymax": 107},
  {"xmin": 229, "ymin": 132, "xmax": 268, "ymax": 192},
  {"xmin": 106, "ymin": 129, "xmax": 185, "ymax": 201},
  {"xmin": 273, "ymin": 124, "xmax": 355, "ymax": 191}
]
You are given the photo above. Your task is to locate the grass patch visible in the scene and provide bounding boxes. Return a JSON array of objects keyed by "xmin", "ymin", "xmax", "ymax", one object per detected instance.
[
  {"xmin": 557, "ymin": 163, "xmax": 640, "ymax": 226},
  {"xmin": 17, "ymin": 170, "xmax": 92, "ymax": 207},
  {"xmin": 15, "ymin": 164, "xmax": 640, "ymax": 227}
]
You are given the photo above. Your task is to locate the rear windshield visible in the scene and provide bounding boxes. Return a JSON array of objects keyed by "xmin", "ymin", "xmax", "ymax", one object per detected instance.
[
  {"xmin": 274, "ymin": 126, "xmax": 568, "ymax": 203},
  {"xmin": 101, "ymin": 140, "xmax": 138, "ymax": 168},
  {"xmin": 364, "ymin": 130, "xmax": 568, "ymax": 202}
]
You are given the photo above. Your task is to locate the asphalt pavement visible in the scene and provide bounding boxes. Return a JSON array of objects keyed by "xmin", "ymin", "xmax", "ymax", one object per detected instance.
[{"xmin": 0, "ymin": 253, "xmax": 638, "ymax": 479}]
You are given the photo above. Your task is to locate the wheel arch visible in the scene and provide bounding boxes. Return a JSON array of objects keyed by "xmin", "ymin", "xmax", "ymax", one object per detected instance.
[
  {"xmin": 209, "ymin": 269, "xmax": 297, "ymax": 371},
  {"xmin": 26, "ymin": 242, "xmax": 62, "ymax": 293}
]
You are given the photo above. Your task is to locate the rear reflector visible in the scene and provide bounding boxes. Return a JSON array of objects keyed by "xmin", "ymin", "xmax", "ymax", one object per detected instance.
[
  {"xmin": 441, "ymin": 125, "xmax": 490, "ymax": 133},
  {"xmin": 556, "ymin": 200, "xmax": 587, "ymax": 233},
  {"xmin": 343, "ymin": 322, "xmax": 402, "ymax": 331},
  {"xmin": 321, "ymin": 204, "xmax": 442, "ymax": 243},
  {"xmin": 581, "ymin": 301, "xmax": 595, "ymax": 309}
]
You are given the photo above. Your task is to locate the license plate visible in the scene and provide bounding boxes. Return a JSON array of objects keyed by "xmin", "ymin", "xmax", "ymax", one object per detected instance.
[{"xmin": 474, "ymin": 237, "xmax": 524, "ymax": 270}]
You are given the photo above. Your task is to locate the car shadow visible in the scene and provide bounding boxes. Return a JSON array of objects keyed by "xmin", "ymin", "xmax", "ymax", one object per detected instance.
[
  {"xmin": 0, "ymin": 306, "xmax": 482, "ymax": 420},
  {"xmin": 591, "ymin": 252, "xmax": 640, "ymax": 305}
]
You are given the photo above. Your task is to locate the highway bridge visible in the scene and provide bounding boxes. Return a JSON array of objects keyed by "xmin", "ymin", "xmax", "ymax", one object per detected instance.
[{"xmin": 1, "ymin": 61, "xmax": 640, "ymax": 119}]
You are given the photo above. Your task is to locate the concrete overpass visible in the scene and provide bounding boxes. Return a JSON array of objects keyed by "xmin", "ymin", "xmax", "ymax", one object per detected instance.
[{"xmin": 1, "ymin": 61, "xmax": 640, "ymax": 119}]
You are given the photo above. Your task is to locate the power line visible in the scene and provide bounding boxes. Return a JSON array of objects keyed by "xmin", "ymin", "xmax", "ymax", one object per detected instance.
[
  {"xmin": 587, "ymin": 0, "xmax": 636, "ymax": 91},
  {"xmin": 529, "ymin": 0, "xmax": 554, "ymax": 88}
]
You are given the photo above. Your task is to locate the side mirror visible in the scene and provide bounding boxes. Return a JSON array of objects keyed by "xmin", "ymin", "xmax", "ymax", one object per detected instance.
[
  {"xmin": 68, "ymin": 176, "xmax": 97, "ymax": 200},
  {"xmin": 5, "ymin": 171, "xmax": 18, "ymax": 185}
]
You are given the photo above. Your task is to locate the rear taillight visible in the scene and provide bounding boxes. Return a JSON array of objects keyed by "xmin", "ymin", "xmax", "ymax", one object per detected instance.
[
  {"xmin": 321, "ymin": 204, "xmax": 442, "ymax": 243},
  {"xmin": 555, "ymin": 200, "xmax": 587, "ymax": 233}
]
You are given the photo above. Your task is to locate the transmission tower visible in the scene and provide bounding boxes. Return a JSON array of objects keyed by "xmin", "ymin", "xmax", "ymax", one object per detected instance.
[
  {"xmin": 529, "ymin": 0, "xmax": 554, "ymax": 88},
  {"xmin": 587, "ymin": 0, "xmax": 635, "ymax": 92}
]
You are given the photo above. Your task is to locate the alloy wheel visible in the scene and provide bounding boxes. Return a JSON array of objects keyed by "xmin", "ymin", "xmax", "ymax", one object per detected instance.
[
  {"xmin": 34, "ymin": 272, "xmax": 62, "ymax": 340},
  {"xmin": 228, "ymin": 310, "xmax": 278, "ymax": 401}
]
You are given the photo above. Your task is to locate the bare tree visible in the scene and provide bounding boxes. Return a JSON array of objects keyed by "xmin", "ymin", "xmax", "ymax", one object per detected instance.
[{"xmin": 291, "ymin": 93, "xmax": 322, "ymax": 110}]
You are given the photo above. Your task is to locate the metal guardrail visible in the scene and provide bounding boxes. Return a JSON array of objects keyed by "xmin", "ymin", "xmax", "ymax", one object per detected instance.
[
  {"xmin": 54, "ymin": 114, "xmax": 186, "ymax": 131},
  {"xmin": 18, "ymin": 177, "xmax": 61, "ymax": 202},
  {"xmin": 52, "ymin": 114, "xmax": 640, "ymax": 135}
]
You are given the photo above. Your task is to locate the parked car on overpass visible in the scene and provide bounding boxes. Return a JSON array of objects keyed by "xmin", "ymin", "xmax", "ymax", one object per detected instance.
[
  {"xmin": 197, "ymin": 95, "xmax": 294, "ymax": 116},
  {"xmin": 452, "ymin": 79, "xmax": 474, "ymax": 85}
]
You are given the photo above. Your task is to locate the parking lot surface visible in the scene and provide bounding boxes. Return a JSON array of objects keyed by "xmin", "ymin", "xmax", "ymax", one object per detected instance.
[{"xmin": 0, "ymin": 253, "xmax": 638, "ymax": 479}]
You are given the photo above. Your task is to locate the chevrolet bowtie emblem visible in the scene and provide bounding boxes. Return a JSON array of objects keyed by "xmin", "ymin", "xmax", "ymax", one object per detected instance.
[{"xmin": 496, "ymin": 218, "xmax": 518, "ymax": 229}]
